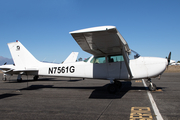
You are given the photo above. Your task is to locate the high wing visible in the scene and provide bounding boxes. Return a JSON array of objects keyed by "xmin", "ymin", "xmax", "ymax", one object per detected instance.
[
  {"xmin": 70, "ymin": 26, "xmax": 131, "ymax": 56},
  {"xmin": 70, "ymin": 26, "xmax": 132, "ymax": 78}
]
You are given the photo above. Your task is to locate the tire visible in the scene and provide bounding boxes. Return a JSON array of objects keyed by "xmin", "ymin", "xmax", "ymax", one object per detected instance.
[
  {"xmin": 107, "ymin": 84, "xmax": 118, "ymax": 94},
  {"xmin": 17, "ymin": 78, "xmax": 22, "ymax": 82},
  {"xmin": 114, "ymin": 81, "xmax": 122, "ymax": 89},
  {"xmin": 33, "ymin": 75, "xmax": 39, "ymax": 80},
  {"xmin": 3, "ymin": 77, "xmax": 7, "ymax": 81},
  {"xmin": 148, "ymin": 83, "xmax": 156, "ymax": 91}
]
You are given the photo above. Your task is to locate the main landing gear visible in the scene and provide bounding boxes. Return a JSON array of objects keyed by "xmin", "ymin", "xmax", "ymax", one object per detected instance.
[
  {"xmin": 147, "ymin": 78, "xmax": 156, "ymax": 91},
  {"xmin": 17, "ymin": 74, "xmax": 22, "ymax": 82},
  {"xmin": 107, "ymin": 80, "xmax": 122, "ymax": 94},
  {"xmin": 33, "ymin": 75, "xmax": 39, "ymax": 80},
  {"xmin": 2, "ymin": 73, "xmax": 7, "ymax": 81}
]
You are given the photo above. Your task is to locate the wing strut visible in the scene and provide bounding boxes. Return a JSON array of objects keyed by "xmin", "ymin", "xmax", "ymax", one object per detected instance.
[{"xmin": 122, "ymin": 47, "xmax": 133, "ymax": 79}]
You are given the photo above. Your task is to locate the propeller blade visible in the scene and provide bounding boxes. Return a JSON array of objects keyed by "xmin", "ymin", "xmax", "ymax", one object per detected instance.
[
  {"xmin": 166, "ymin": 52, "xmax": 171, "ymax": 70},
  {"xmin": 167, "ymin": 52, "xmax": 171, "ymax": 65}
]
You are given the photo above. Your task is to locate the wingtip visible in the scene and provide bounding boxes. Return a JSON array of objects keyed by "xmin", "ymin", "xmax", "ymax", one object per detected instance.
[{"xmin": 69, "ymin": 26, "xmax": 116, "ymax": 34}]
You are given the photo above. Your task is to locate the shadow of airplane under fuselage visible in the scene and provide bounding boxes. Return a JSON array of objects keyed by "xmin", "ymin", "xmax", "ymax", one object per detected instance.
[
  {"xmin": 3, "ymin": 77, "xmax": 164, "ymax": 99},
  {"xmin": 18, "ymin": 81, "xmax": 137, "ymax": 99}
]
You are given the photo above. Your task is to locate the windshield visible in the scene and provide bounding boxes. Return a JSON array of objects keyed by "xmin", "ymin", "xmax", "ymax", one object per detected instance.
[{"xmin": 129, "ymin": 50, "xmax": 140, "ymax": 60}]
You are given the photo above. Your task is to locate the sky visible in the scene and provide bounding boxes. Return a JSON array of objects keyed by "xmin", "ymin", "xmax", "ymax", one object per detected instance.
[{"xmin": 0, "ymin": 0, "xmax": 180, "ymax": 63}]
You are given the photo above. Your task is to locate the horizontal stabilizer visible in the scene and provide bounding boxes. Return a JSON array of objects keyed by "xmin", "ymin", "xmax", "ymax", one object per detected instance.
[
  {"xmin": 13, "ymin": 68, "xmax": 38, "ymax": 72},
  {"xmin": 0, "ymin": 64, "xmax": 15, "ymax": 70},
  {"xmin": 11, "ymin": 69, "xmax": 38, "ymax": 75}
]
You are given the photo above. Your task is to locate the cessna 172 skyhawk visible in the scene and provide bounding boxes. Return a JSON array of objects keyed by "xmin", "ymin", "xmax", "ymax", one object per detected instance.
[{"xmin": 0, "ymin": 26, "xmax": 171, "ymax": 93}]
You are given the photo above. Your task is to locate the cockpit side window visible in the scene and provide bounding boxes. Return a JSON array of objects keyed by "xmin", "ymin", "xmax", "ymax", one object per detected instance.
[
  {"xmin": 108, "ymin": 55, "xmax": 124, "ymax": 63},
  {"xmin": 90, "ymin": 56, "xmax": 106, "ymax": 64}
]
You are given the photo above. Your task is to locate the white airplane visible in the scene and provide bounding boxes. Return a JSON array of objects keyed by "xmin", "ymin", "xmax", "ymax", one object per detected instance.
[
  {"xmin": 0, "ymin": 26, "xmax": 171, "ymax": 93},
  {"xmin": 176, "ymin": 63, "xmax": 180, "ymax": 65},
  {"xmin": 169, "ymin": 60, "xmax": 176, "ymax": 65}
]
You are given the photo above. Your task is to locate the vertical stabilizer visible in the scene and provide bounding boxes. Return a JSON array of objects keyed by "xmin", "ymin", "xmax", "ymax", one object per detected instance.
[{"xmin": 8, "ymin": 41, "xmax": 40, "ymax": 69}]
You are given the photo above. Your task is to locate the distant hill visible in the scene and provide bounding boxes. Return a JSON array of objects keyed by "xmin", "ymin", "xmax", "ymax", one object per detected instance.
[{"xmin": 0, "ymin": 56, "xmax": 14, "ymax": 65}]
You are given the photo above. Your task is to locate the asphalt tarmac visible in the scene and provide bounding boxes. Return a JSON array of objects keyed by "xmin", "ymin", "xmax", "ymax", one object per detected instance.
[{"xmin": 0, "ymin": 73, "xmax": 179, "ymax": 120}]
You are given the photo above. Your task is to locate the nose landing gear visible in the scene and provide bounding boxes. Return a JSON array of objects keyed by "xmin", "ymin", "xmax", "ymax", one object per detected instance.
[{"xmin": 147, "ymin": 78, "xmax": 157, "ymax": 91}]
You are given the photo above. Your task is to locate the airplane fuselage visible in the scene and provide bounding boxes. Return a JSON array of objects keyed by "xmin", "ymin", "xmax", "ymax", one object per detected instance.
[{"xmin": 36, "ymin": 56, "xmax": 167, "ymax": 81}]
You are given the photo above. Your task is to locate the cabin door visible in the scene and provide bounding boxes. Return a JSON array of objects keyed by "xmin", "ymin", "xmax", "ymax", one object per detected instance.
[{"xmin": 107, "ymin": 55, "xmax": 124, "ymax": 79}]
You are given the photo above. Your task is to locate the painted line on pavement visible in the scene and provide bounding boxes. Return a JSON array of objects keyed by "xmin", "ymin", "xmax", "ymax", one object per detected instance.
[
  {"xmin": 130, "ymin": 107, "xmax": 153, "ymax": 120},
  {"xmin": 142, "ymin": 79, "xmax": 163, "ymax": 120}
]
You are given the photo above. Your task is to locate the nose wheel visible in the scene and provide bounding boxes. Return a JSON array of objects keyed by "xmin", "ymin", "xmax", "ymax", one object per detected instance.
[{"xmin": 147, "ymin": 79, "xmax": 157, "ymax": 91}]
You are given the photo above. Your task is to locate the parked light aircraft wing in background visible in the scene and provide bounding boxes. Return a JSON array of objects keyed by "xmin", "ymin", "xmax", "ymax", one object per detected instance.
[{"xmin": 63, "ymin": 52, "xmax": 79, "ymax": 64}]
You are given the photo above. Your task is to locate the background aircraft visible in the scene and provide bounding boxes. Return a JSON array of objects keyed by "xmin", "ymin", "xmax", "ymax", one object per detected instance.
[
  {"xmin": 169, "ymin": 60, "xmax": 176, "ymax": 65},
  {"xmin": 0, "ymin": 26, "xmax": 171, "ymax": 93}
]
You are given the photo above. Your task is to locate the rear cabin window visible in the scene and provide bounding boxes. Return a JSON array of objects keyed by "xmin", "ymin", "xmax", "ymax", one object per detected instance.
[
  {"xmin": 84, "ymin": 57, "xmax": 90, "ymax": 62},
  {"xmin": 108, "ymin": 55, "xmax": 124, "ymax": 63},
  {"xmin": 90, "ymin": 56, "xmax": 106, "ymax": 64}
]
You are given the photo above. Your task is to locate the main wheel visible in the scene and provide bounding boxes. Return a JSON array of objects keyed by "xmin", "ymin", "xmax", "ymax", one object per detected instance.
[
  {"xmin": 114, "ymin": 81, "xmax": 122, "ymax": 89},
  {"xmin": 2, "ymin": 77, "xmax": 7, "ymax": 81},
  {"xmin": 17, "ymin": 78, "xmax": 22, "ymax": 82},
  {"xmin": 107, "ymin": 84, "xmax": 118, "ymax": 94},
  {"xmin": 148, "ymin": 83, "xmax": 156, "ymax": 91},
  {"xmin": 33, "ymin": 75, "xmax": 39, "ymax": 80}
]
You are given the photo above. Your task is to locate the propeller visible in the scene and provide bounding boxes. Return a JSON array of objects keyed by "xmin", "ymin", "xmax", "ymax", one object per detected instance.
[
  {"xmin": 167, "ymin": 52, "xmax": 171, "ymax": 65},
  {"xmin": 166, "ymin": 52, "xmax": 171, "ymax": 69}
]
